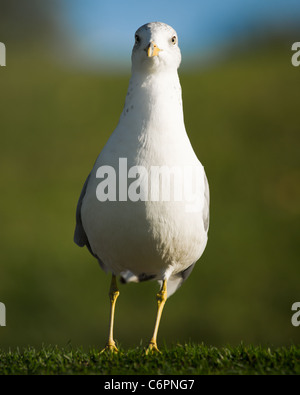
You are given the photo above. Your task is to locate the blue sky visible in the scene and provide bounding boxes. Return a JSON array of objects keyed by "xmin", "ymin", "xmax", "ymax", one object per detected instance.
[{"xmin": 60, "ymin": 0, "xmax": 300, "ymax": 70}]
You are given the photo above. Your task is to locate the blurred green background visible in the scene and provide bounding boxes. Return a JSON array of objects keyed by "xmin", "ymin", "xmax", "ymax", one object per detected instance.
[{"xmin": 0, "ymin": 1, "xmax": 299, "ymax": 350}]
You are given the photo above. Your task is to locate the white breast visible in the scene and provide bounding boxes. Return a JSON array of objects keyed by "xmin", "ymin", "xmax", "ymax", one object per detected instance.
[{"xmin": 81, "ymin": 69, "xmax": 208, "ymax": 280}]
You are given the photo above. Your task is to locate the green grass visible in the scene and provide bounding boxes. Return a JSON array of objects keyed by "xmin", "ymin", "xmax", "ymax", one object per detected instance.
[{"xmin": 0, "ymin": 343, "xmax": 299, "ymax": 375}]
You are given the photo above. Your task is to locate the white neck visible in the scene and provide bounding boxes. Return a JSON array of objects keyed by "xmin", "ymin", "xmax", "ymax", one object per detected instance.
[{"xmin": 120, "ymin": 69, "xmax": 185, "ymax": 135}]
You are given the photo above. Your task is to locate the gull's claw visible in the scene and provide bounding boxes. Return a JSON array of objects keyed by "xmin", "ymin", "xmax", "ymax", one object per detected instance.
[
  {"xmin": 100, "ymin": 340, "xmax": 119, "ymax": 354},
  {"xmin": 145, "ymin": 341, "xmax": 161, "ymax": 355}
]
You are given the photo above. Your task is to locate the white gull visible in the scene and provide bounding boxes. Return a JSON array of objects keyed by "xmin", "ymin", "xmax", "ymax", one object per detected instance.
[{"xmin": 74, "ymin": 22, "xmax": 210, "ymax": 353}]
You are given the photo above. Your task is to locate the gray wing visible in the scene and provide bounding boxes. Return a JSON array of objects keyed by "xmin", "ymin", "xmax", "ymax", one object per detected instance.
[
  {"xmin": 203, "ymin": 170, "xmax": 210, "ymax": 233},
  {"xmin": 165, "ymin": 263, "xmax": 196, "ymax": 298},
  {"xmin": 74, "ymin": 172, "xmax": 106, "ymax": 270},
  {"xmin": 74, "ymin": 173, "xmax": 91, "ymax": 247}
]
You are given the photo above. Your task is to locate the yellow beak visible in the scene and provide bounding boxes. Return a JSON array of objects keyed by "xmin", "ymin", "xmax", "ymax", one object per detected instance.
[{"xmin": 147, "ymin": 41, "xmax": 161, "ymax": 57}]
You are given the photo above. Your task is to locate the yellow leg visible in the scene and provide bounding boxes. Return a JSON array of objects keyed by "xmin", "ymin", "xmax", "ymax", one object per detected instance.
[
  {"xmin": 146, "ymin": 280, "xmax": 167, "ymax": 354},
  {"xmin": 100, "ymin": 275, "xmax": 119, "ymax": 353}
]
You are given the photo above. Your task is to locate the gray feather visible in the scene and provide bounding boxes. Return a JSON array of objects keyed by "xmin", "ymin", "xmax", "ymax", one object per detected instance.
[
  {"xmin": 165, "ymin": 262, "xmax": 196, "ymax": 298},
  {"xmin": 74, "ymin": 173, "xmax": 91, "ymax": 247},
  {"xmin": 74, "ymin": 172, "xmax": 107, "ymax": 271},
  {"xmin": 180, "ymin": 262, "xmax": 196, "ymax": 281}
]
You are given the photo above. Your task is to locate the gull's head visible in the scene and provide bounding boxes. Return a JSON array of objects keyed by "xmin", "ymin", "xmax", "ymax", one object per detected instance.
[{"xmin": 131, "ymin": 22, "xmax": 181, "ymax": 74}]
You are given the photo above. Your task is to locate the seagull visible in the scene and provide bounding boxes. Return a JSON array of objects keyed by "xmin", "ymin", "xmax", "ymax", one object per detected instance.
[{"xmin": 74, "ymin": 22, "xmax": 209, "ymax": 353}]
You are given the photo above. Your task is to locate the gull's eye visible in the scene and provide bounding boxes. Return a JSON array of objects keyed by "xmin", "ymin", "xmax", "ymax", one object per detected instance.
[
  {"xmin": 171, "ymin": 36, "xmax": 177, "ymax": 45},
  {"xmin": 135, "ymin": 34, "xmax": 140, "ymax": 44}
]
